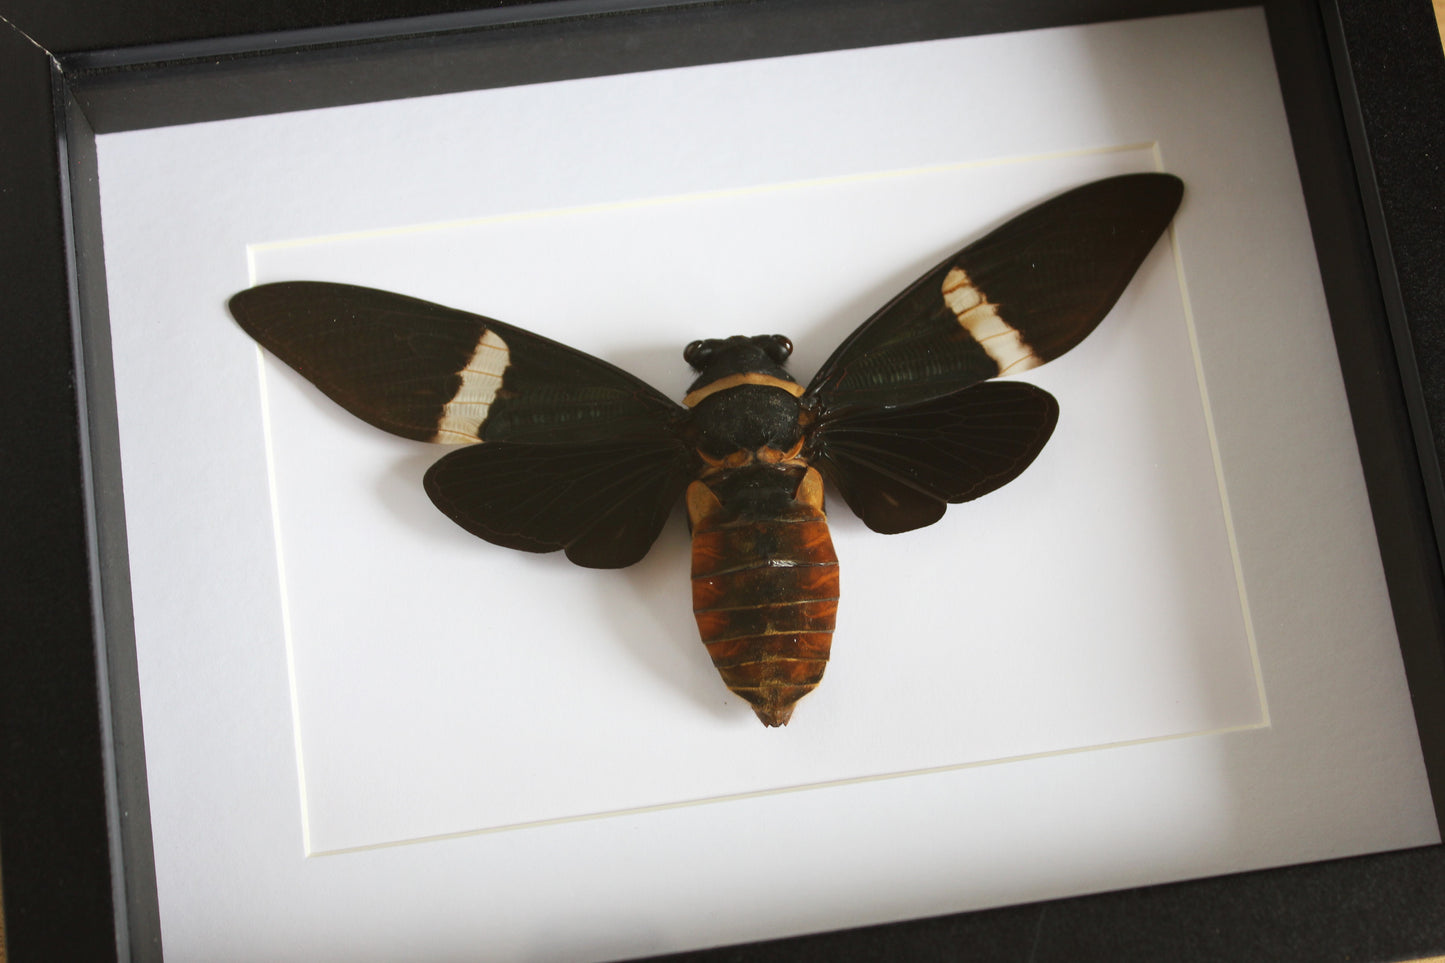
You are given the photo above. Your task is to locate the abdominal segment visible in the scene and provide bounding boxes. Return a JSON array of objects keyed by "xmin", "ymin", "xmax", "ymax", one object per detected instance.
[{"xmin": 687, "ymin": 466, "xmax": 839, "ymax": 726}]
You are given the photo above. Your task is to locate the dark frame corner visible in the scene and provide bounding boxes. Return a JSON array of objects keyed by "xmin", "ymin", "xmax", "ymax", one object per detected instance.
[{"xmin": 1, "ymin": 1, "xmax": 1442, "ymax": 959}]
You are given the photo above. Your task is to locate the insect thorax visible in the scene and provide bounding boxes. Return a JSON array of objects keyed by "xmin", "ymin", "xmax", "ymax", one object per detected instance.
[
  {"xmin": 683, "ymin": 334, "xmax": 805, "ymax": 464},
  {"xmin": 688, "ymin": 385, "xmax": 804, "ymax": 461}
]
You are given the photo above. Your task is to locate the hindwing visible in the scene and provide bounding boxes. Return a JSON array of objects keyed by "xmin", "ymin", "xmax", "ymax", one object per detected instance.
[
  {"xmin": 810, "ymin": 379, "xmax": 1059, "ymax": 534},
  {"xmin": 424, "ymin": 439, "xmax": 693, "ymax": 568}
]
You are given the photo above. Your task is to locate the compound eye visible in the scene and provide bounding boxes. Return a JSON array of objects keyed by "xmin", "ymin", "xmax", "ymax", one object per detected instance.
[
  {"xmin": 684, "ymin": 340, "xmax": 714, "ymax": 369},
  {"xmin": 762, "ymin": 335, "xmax": 793, "ymax": 363}
]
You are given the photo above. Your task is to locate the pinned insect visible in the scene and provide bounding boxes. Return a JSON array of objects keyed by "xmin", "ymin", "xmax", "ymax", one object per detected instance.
[{"xmin": 230, "ymin": 172, "xmax": 1183, "ymax": 726}]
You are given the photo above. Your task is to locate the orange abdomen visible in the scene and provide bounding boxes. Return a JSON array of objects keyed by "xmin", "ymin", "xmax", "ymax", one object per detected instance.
[{"xmin": 689, "ymin": 472, "xmax": 839, "ymax": 726}]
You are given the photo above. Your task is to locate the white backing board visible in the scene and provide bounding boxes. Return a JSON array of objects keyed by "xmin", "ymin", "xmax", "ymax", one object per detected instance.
[
  {"xmin": 94, "ymin": 8, "xmax": 1437, "ymax": 961},
  {"xmin": 255, "ymin": 146, "xmax": 1259, "ymax": 853}
]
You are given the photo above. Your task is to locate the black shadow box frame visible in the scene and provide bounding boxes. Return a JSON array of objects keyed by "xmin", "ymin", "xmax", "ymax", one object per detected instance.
[{"xmin": 1, "ymin": 0, "xmax": 1443, "ymax": 959}]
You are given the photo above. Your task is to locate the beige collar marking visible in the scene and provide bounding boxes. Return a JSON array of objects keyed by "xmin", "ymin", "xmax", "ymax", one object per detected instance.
[{"xmin": 683, "ymin": 372, "xmax": 805, "ymax": 408}]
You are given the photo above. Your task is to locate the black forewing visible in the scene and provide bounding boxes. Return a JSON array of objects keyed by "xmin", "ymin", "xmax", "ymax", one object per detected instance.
[
  {"xmin": 810, "ymin": 382, "xmax": 1059, "ymax": 534},
  {"xmin": 423, "ymin": 439, "xmax": 693, "ymax": 568},
  {"xmin": 229, "ymin": 281, "xmax": 684, "ymax": 444},
  {"xmin": 231, "ymin": 281, "xmax": 693, "ymax": 567},
  {"xmin": 805, "ymin": 173, "xmax": 1183, "ymax": 412}
]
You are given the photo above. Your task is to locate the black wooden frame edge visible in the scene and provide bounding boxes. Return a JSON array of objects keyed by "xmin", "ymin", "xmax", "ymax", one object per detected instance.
[
  {"xmin": 59, "ymin": 0, "xmax": 1244, "ymax": 134},
  {"xmin": 3, "ymin": 0, "xmax": 1240, "ymax": 60},
  {"xmin": 1, "ymin": 0, "xmax": 1443, "ymax": 960},
  {"xmin": 1318, "ymin": 0, "xmax": 1445, "ymax": 825},
  {"xmin": 59, "ymin": 64, "xmax": 164, "ymax": 963},
  {"xmin": 0, "ymin": 22, "xmax": 123, "ymax": 963}
]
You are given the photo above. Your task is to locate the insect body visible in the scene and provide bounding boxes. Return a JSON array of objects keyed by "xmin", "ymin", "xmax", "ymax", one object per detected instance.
[
  {"xmin": 683, "ymin": 339, "xmax": 838, "ymax": 725},
  {"xmin": 229, "ymin": 173, "xmax": 1183, "ymax": 726}
]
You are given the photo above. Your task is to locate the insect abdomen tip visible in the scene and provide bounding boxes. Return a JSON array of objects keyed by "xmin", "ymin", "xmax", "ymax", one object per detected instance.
[{"xmin": 752, "ymin": 703, "xmax": 796, "ymax": 727}]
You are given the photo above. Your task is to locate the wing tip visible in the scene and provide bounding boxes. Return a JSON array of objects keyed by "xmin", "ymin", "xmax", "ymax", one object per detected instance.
[
  {"xmin": 226, "ymin": 286, "xmax": 261, "ymax": 331},
  {"xmin": 227, "ymin": 281, "xmax": 312, "ymax": 337},
  {"xmin": 1095, "ymin": 170, "xmax": 1184, "ymax": 220}
]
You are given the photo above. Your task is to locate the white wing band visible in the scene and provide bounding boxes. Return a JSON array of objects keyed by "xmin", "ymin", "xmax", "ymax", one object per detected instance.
[
  {"xmin": 434, "ymin": 329, "xmax": 510, "ymax": 443},
  {"xmin": 942, "ymin": 266, "xmax": 1040, "ymax": 375}
]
